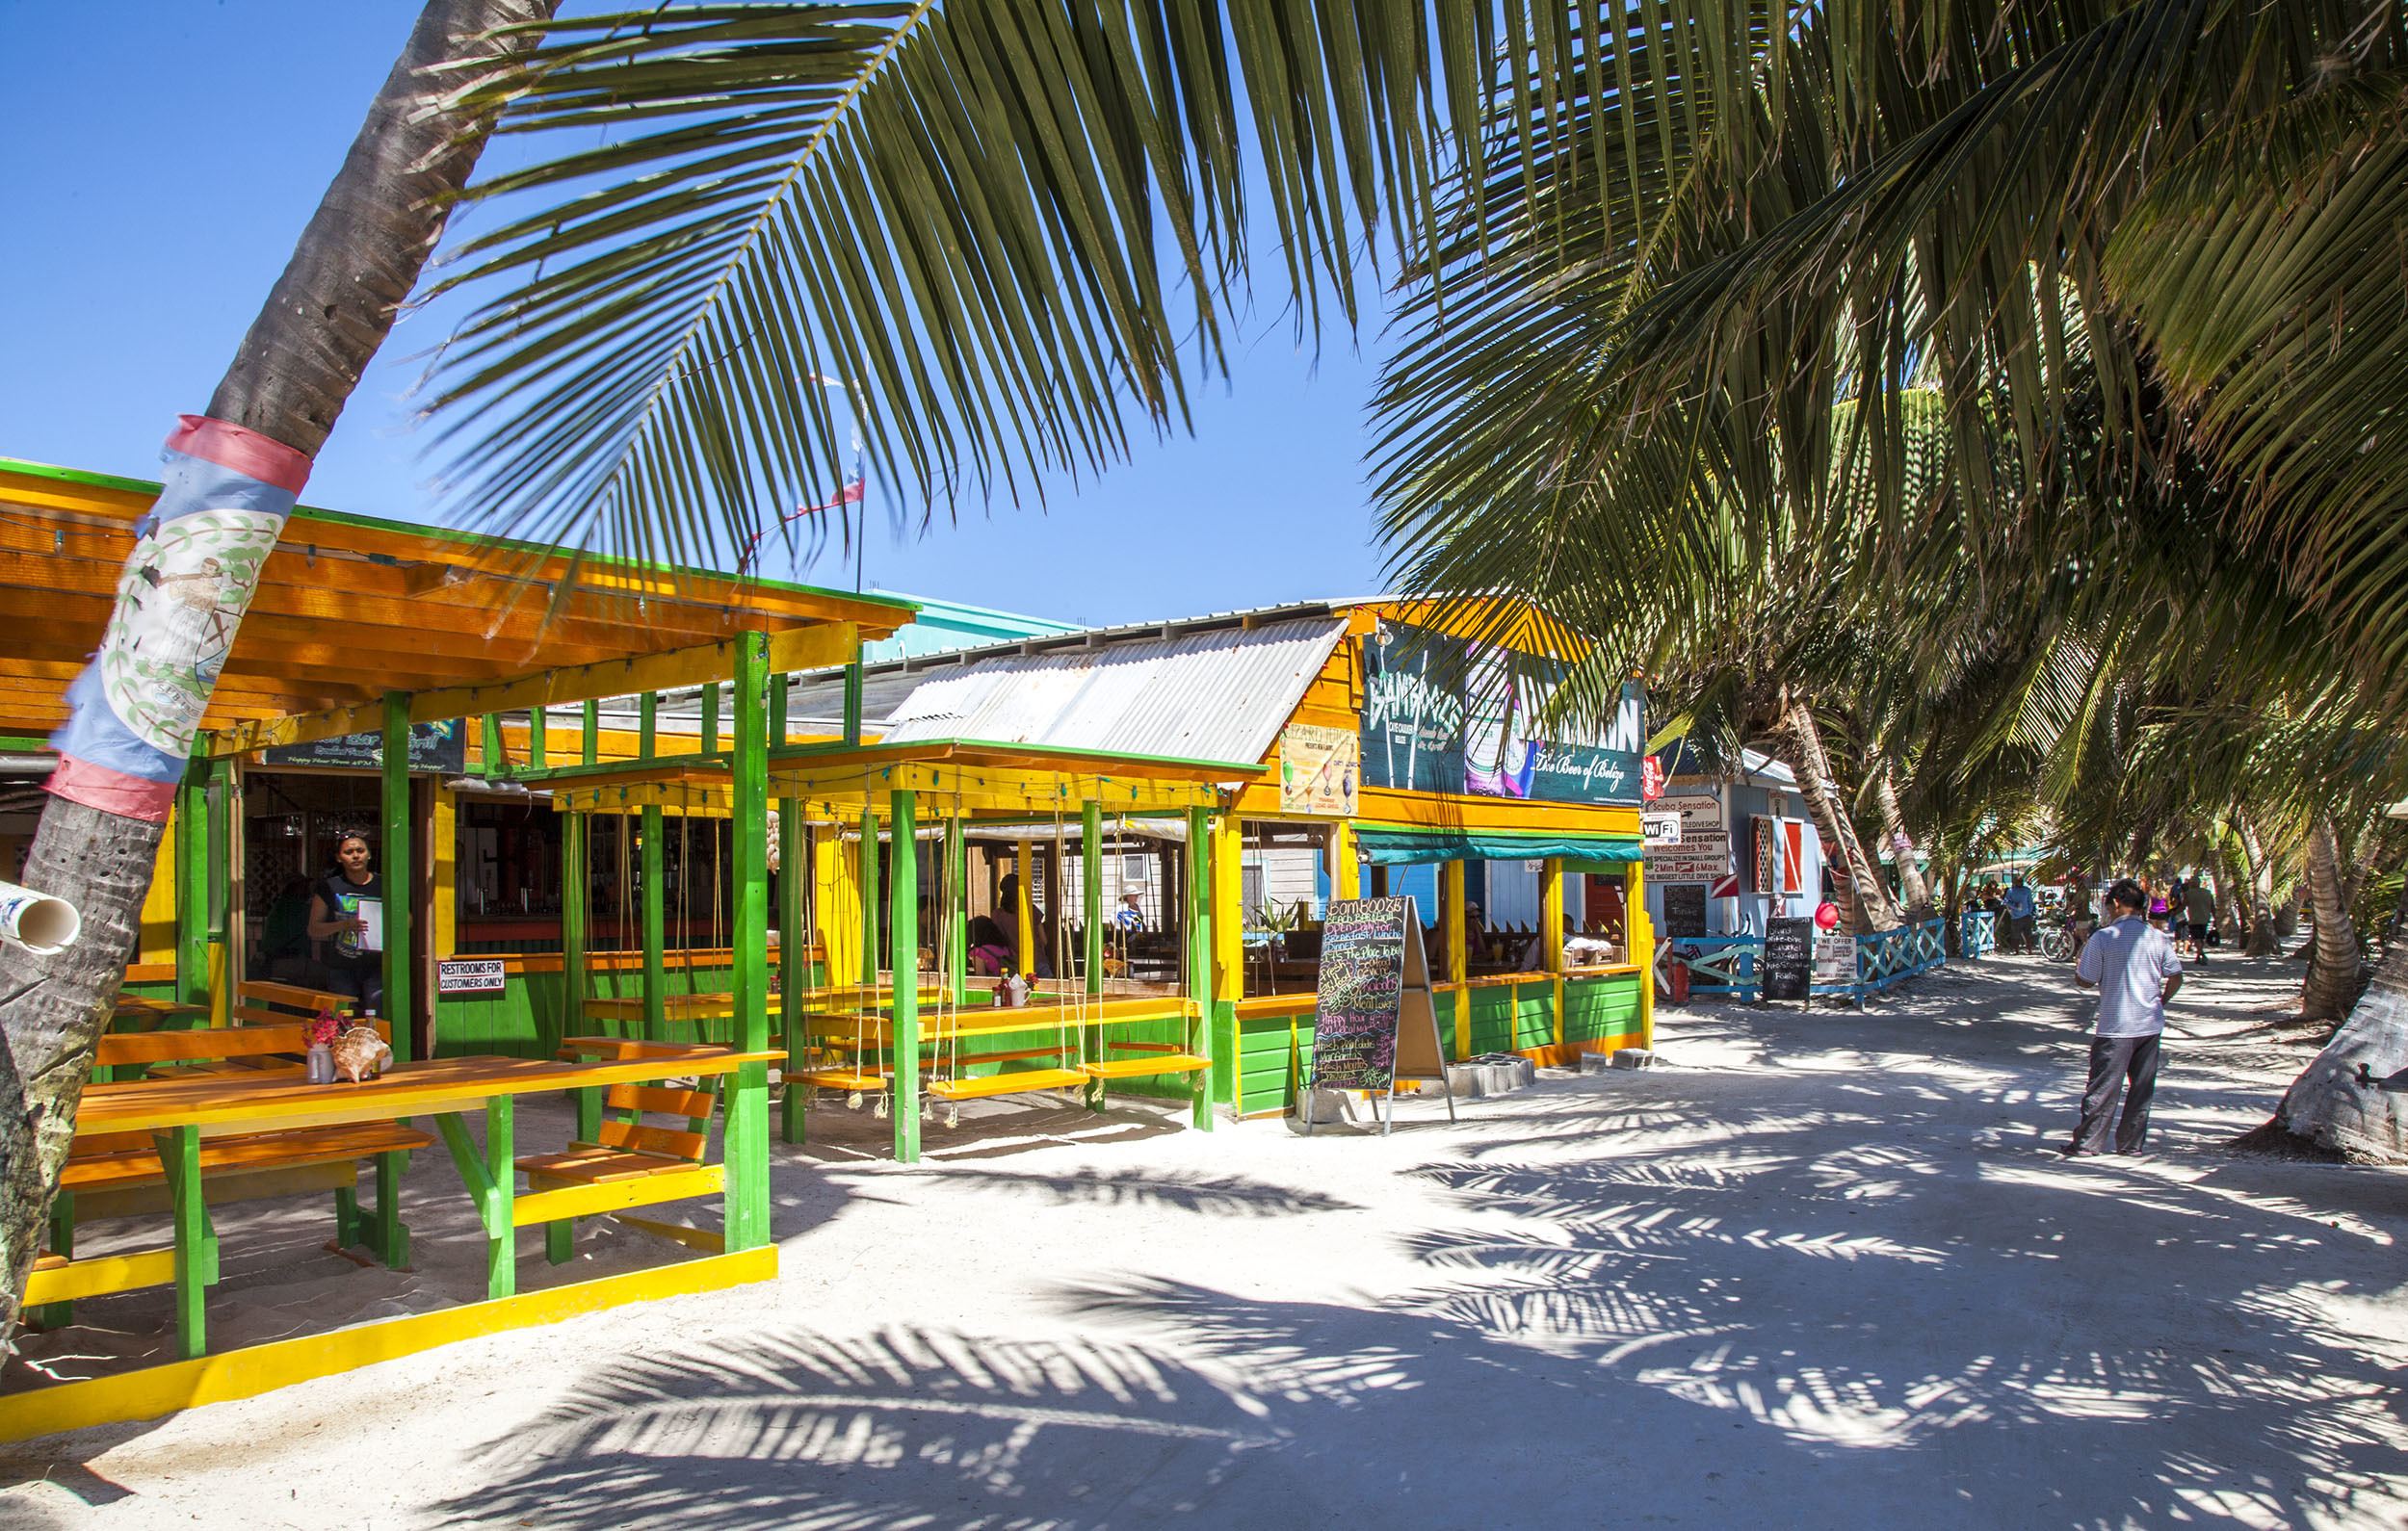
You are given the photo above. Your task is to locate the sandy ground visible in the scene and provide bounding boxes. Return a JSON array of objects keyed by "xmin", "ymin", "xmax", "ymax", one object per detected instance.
[{"xmin": 2, "ymin": 954, "xmax": 2403, "ymax": 1530}]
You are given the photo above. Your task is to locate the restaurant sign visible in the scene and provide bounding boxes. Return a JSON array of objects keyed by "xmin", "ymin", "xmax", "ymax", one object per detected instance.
[
  {"xmin": 264, "ymin": 719, "xmax": 466, "ymax": 774},
  {"xmin": 1360, "ymin": 623, "xmax": 1642, "ymax": 806}
]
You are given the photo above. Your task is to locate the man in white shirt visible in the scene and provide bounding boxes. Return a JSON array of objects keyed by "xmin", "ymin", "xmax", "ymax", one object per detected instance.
[{"xmin": 2068, "ymin": 878, "xmax": 2185, "ymax": 1155}]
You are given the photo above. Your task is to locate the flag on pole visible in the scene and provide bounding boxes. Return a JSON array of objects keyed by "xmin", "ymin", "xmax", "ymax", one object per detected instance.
[
  {"xmin": 795, "ymin": 478, "xmax": 863, "ymax": 518},
  {"xmin": 738, "ymin": 475, "xmax": 864, "ymax": 574}
]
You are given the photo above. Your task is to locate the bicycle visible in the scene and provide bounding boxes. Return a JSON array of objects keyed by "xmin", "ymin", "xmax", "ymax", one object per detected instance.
[{"xmin": 2036, "ymin": 921, "xmax": 2075, "ymax": 962}]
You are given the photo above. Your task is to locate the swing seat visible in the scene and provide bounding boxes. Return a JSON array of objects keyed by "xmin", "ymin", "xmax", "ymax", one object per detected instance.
[
  {"xmin": 1078, "ymin": 1053, "xmax": 1210, "ymax": 1080},
  {"xmin": 927, "ymin": 1067, "xmax": 1088, "ymax": 1102},
  {"xmin": 1105, "ymin": 1041, "xmax": 1186, "ymax": 1055},
  {"xmin": 795, "ymin": 1068, "xmax": 890, "ymax": 1092},
  {"xmin": 945, "ymin": 1046, "xmax": 1069, "ymax": 1068}
]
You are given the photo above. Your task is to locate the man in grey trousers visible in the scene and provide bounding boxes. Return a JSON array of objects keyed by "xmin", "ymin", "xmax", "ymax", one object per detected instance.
[{"xmin": 2067, "ymin": 878, "xmax": 2185, "ymax": 1156}]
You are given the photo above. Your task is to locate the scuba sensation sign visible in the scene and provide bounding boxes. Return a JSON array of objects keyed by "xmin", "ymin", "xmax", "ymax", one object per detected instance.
[{"xmin": 1360, "ymin": 623, "xmax": 1643, "ymax": 806}]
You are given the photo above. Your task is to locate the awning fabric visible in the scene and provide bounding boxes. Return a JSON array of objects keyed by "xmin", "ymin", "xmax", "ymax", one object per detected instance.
[{"xmin": 1354, "ymin": 825, "xmax": 1644, "ymax": 867}]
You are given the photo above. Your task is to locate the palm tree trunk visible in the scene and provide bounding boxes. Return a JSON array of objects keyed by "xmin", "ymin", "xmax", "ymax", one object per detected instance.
[
  {"xmin": 1868, "ymin": 750, "xmax": 1932, "ymax": 914},
  {"xmin": 2237, "ymin": 813, "xmax": 2282, "ymax": 956},
  {"xmin": 2214, "ymin": 833, "xmax": 2250, "ymax": 948},
  {"xmin": 0, "ymin": 0, "xmax": 553, "ymax": 1353},
  {"xmin": 2300, "ymin": 816, "xmax": 2363, "ymax": 1021},
  {"xmin": 2278, "ymin": 873, "xmax": 2408, "ymax": 1161},
  {"xmin": 1779, "ymin": 695, "xmax": 1901, "ymax": 934}
]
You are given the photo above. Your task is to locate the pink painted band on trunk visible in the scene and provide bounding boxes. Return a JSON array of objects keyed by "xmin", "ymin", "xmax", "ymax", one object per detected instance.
[
  {"xmin": 46, "ymin": 755, "xmax": 176, "ymax": 823},
  {"xmin": 166, "ymin": 414, "xmax": 313, "ymax": 494}
]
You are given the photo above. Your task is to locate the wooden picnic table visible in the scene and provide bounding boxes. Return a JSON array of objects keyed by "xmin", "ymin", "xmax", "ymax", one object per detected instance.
[{"xmin": 77, "ymin": 1042, "xmax": 779, "ymax": 1360}]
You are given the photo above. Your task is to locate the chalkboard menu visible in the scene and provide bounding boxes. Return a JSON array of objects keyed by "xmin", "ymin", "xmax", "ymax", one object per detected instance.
[
  {"xmin": 1762, "ymin": 916, "xmax": 1813, "ymax": 1001},
  {"xmin": 1311, "ymin": 896, "xmax": 1419, "ymax": 1090},
  {"xmin": 1662, "ymin": 884, "xmax": 1709, "ymax": 938}
]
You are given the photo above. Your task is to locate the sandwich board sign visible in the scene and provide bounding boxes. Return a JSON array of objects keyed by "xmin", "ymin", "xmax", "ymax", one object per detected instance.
[
  {"xmin": 1305, "ymin": 895, "xmax": 1456, "ymax": 1134},
  {"xmin": 1762, "ymin": 916, "xmax": 1813, "ymax": 1002}
]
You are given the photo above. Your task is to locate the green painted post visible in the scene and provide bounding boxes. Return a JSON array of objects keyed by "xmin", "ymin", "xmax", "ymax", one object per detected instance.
[
  {"xmin": 381, "ymin": 693, "xmax": 413, "ymax": 1060},
  {"xmin": 484, "ymin": 1098, "xmax": 514, "ymax": 1298},
  {"xmin": 560, "ymin": 815, "xmax": 589, "ymax": 1057},
  {"xmin": 702, "ymin": 681, "xmax": 721, "ymax": 755},
  {"xmin": 770, "ymin": 673, "xmax": 788, "ymax": 751},
  {"xmin": 890, "ymin": 790, "xmax": 921, "ymax": 1163},
  {"xmin": 157, "ymin": 1126, "xmax": 217, "ymax": 1360},
  {"xmin": 372, "ymin": 1153, "xmax": 408, "ymax": 1268},
  {"xmin": 779, "ymin": 802, "xmax": 809, "ymax": 1144},
  {"xmin": 842, "ymin": 662, "xmax": 864, "ymax": 746},
  {"xmin": 1187, "ymin": 805, "xmax": 1216, "ymax": 1131},
  {"xmin": 947, "ymin": 816, "xmax": 969, "ymax": 1004},
  {"xmin": 582, "ymin": 699, "xmax": 599, "ymax": 766},
  {"xmin": 641, "ymin": 806, "xmax": 667, "ymax": 1037},
  {"xmin": 529, "ymin": 706, "xmax": 547, "ymax": 770},
  {"xmin": 205, "ymin": 758, "xmax": 231, "ymax": 1019},
  {"xmin": 726, "ymin": 631, "xmax": 773, "ymax": 1249},
  {"xmin": 481, "ymin": 712, "xmax": 503, "ymax": 775},
  {"xmin": 640, "ymin": 691, "xmax": 658, "ymax": 760},
  {"xmin": 174, "ymin": 766, "xmax": 208, "ymax": 1008},
  {"xmin": 1082, "ymin": 801, "xmax": 1104, "ymax": 997}
]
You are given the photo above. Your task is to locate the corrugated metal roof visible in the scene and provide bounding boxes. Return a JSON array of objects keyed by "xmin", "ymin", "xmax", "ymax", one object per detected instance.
[{"xmin": 872, "ymin": 617, "xmax": 1348, "ymax": 766}]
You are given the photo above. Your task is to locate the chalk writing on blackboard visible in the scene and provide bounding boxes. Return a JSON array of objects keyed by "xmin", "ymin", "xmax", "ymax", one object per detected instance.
[
  {"xmin": 1311, "ymin": 896, "xmax": 1413, "ymax": 1090},
  {"xmin": 1762, "ymin": 916, "xmax": 1812, "ymax": 1001}
]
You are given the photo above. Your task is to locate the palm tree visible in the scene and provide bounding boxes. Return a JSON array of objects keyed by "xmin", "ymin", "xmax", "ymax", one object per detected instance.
[
  {"xmin": 0, "ymin": 0, "xmax": 559, "ymax": 1351},
  {"xmin": 1373, "ymin": 0, "xmax": 2408, "ymax": 1151}
]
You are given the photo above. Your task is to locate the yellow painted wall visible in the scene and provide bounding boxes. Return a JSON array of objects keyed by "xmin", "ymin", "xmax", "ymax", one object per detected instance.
[{"xmin": 813, "ymin": 834, "xmax": 861, "ymax": 982}]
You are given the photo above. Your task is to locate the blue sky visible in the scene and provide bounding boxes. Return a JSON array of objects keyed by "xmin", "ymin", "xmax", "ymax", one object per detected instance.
[{"xmin": 0, "ymin": 1, "xmax": 1400, "ymax": 630}]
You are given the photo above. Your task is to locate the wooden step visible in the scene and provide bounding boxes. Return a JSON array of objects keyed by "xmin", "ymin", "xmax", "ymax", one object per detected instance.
[
  {"xmin": 926, "ymin": 1067, "xmax": 1089, "ymax": 1102},
  {"xmin": 1079, "ymin": 1053, "xmax": 1210, "ymax": 1080}
]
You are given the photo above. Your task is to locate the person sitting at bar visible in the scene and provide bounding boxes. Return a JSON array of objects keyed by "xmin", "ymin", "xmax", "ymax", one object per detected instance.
[
  {"xmin": 1521, "ymin": 914, "xmax": 1571, "ymax": 972},
  {"xmin": 307, "ymin": 828, "xmax": 384, "ymax": 1014},
  {"xmin": 966, "ymin": 915, "xmax": 1014, "ymax": 976}
]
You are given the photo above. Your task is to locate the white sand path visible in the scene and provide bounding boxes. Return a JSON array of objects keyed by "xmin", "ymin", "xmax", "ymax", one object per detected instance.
[{"xmin": 3, "ymin": 954, "xmax": 2403, "ymax": 1529}]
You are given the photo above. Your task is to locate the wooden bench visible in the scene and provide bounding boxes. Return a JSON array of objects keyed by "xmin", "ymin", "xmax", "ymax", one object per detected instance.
[
  {"xmin": 517, "ymin": 1038, "xmax": 726, "ymax": 1264},
  {"xmin": 29, "ymin": 1020, "xmax": 427, "ymax": 1328}
]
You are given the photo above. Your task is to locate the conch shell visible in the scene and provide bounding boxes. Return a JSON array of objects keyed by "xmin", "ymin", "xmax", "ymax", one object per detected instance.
[{"xmin": 330, "ymin": 1025, "xmax": 393, "ymax": 1084}]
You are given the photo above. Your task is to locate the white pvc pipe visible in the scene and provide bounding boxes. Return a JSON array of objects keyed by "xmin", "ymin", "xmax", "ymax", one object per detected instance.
[{"xmin": 0, "ymin": 879, "xmax": 82, "ymax": 955}]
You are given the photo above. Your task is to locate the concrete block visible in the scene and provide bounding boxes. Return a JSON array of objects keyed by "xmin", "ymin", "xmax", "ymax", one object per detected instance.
[
  {"xmin": 1296, "ymin": 1087, "xmax": 1358, "ymax": 1126},
  {"xmin": 1446, "ymin": 1056, "xmax": 1536, "ymax": 1099},
  {"xmin": 1578, "ymin": 1051, "xmax": 1617, "ymax": 1076},
  {"xmin": 1610, "ymin": 1049, "xmax": 1660, "ymax": 1071}
]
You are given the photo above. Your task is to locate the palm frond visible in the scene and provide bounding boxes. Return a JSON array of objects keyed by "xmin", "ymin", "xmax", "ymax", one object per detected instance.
[{"xmin": 428, "ymin": 0, "xmax": 1492, "ymax": 574}]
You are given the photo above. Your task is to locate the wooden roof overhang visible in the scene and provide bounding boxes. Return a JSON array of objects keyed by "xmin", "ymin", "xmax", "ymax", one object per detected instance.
[
  {"xmin": 543, "ymin": 740, "xmax": 1264, "ymax": 821},
  {"xmin": 0, "ymin": 460, "xmax": 915, "ymax": 741}
]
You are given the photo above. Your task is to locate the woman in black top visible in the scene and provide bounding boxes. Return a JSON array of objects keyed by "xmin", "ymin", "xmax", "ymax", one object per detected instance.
[{"xmin": 307, "ymin": 829, "xmax": 384, "ymax": 1013}]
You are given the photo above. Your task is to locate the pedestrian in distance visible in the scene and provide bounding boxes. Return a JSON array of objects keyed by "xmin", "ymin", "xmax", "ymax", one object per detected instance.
[
  {"xmin": 2067, "ymin": 878, "xmax": 2184, "ymax": 1156},
  {"xmin": 2184, "ymin": 879, "xmax": 2216, "ymax": 965},
  {"xmin": 2002, "ymin": 874, "xmax": 2037, "ymax": 955}
]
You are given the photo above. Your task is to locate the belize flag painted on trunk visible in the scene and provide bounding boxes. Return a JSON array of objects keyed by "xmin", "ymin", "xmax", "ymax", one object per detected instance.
[
  {"xmin": 47, "ymin": 417, "xmax": 310, "ymax": 821},
  {"xmin": 1361, "ymin": 621, "xmax": 1643, "ymax": 807}
]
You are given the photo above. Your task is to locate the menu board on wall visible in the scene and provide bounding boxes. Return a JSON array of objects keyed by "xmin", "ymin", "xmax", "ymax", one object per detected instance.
[
  {"xmin": 1278, "ymin": 724, "xmax": 1359, "ymax": 816},
  {"xmin": 1360, "ymin": 623, "xmax": 1643, "ymax": 806},
  {"xmin": 1662, "ymin": 884, "xmax": 1709, "ymax": 938}
]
